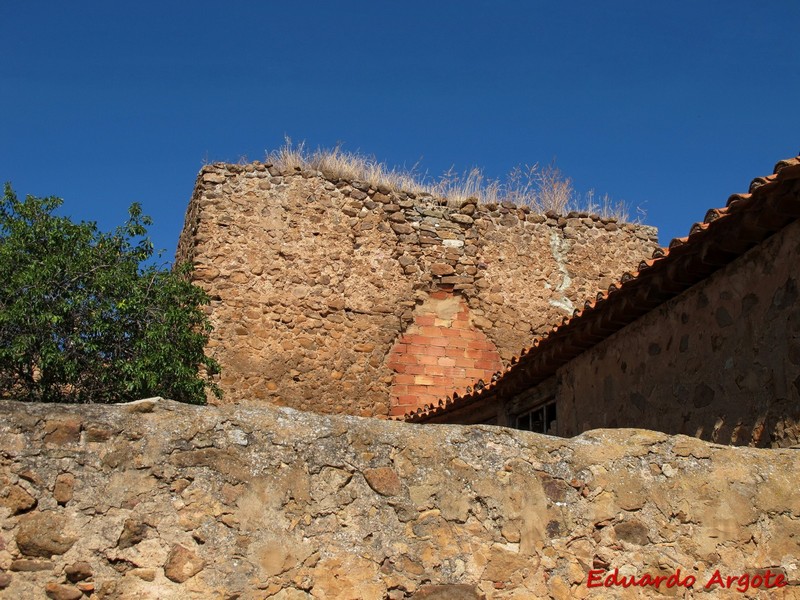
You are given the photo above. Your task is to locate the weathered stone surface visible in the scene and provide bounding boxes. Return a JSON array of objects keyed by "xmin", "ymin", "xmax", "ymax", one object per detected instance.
[
  {"xmin": 44, "ymin": 582, "xmax": 82, "ymax": 600},
  {"xmin": 363, "ymin": 466, "xmax": 403, "ymax": 496},
  {"xmin": 0, "ymin": 572, "xmax": 10, "ymax": 589},
  {"xmin": 117, "ymin": 517, "xmax": 148, "ymax": 549},
  {"xmin": 2, "ymin": 399, "xmax": 796, "ymax": 598},
  {"xmin": 43, "ymin": 417, "xmax": 81, "ymax": 445},
  {"xmin": 430, "ymin": 262, "xmax": 455, "ymax": 276},
  {"xmin": 614, "ymin": 520, "xmax": 650, "ymax": 545},
  {"xmin": 9, "ymin": 559, "xmax": 54, "ymax": 571},
  {"xmin": 413, "ymin": 584, "xmax": 485, "ymax": 599},
  {"xmin": 15, "ymin": 512, "xmax": 76, "ymax": 557},
  {"xmin": 129, "ymin": 567, "xmax": 156, "ymax": 581},
  {"xmin": 84, "ymin": 422, "xmax": 113, "ymax": 442},
  {"xmin": 64, "ymin": 561, "xmax": 92, "ymax": 582},
  {"xmin": 75, "ymin": 582, "xmax": 94, "ymax": 594},
  {"xmin": 163, "ymin": 544, "xmax": 205, "ymax": 583},
  {"xmin": 1, "ymin": 483, "xmax": 36, "ymax": 514},
  {"xmin": 202, "ymin": 172, "xmax": 225, "ymax": 184},
  {"xmin": 53, "ymin": 473, "xmax": 75, "ymax": 505},
  {"xmin": 390, "ymin": 221, "xmax": 414, "ymax": 235},
  {"xmin": 449, "ymin": 213, "xmax": 474, "ymax": 225}
]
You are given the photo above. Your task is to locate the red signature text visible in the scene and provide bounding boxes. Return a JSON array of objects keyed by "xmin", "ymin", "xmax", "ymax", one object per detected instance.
[{"xmin": 587, "ymin": 568, "xmax": 787, "ymax": 592}]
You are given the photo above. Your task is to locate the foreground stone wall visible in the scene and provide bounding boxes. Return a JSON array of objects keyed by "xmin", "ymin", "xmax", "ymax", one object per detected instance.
[
  {"xmin": 176, "ymin": 163, "xmax": 658, "ymax": 416},
  {"xmin": 1, "ymin": 399, "xmax": 798, "ymax": 599},
  {"xmin": 549, "ymin": 217, "xmax": 800, "ymax": 448}
]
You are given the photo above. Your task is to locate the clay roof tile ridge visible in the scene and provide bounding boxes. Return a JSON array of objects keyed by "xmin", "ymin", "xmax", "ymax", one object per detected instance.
[{"xmin": 774, "ymin": 156, "xmax": 800, "ymax": 175}]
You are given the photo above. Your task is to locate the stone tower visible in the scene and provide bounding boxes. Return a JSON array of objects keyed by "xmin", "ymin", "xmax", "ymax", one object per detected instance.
[{"xmin": 176, "ymin": 162, "xmax": 658, "ymax": 417}]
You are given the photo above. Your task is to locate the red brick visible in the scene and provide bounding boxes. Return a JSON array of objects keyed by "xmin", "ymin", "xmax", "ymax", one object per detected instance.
[
  {"xmin": 424, "ymin": 365, "xmax": 446, "ymax": 377},
  {"xmin": 393, "ymin": 400, "xmax": 418, "ymax": 409},
  {"xmin": 442, "ymin": 367, "xmax": 467, "ymax": 379},
  {"xmin": 402, "ymin": 364, "xmax": 426, "ymax": 375},
  {"xmin": 416, "ymin": 355, "xmax": 438, "ymax": 366},
  {"xmin": 424, "ymin": 373, "xmax": 448, "ymax": 383},
  {"xmin": 425, "ymin": 374, "xmax": 451, "ymax": 386},
  {"xmin": 390, "ymin": 403, "xmax": 422, "ymax": 416},
  {"xmin": 438, "ymin": 357, "xmax": 456, "ymax": 367},
  {"xmin": 396, "ymin": 394, "xmax": 420, "ymax": 403},
  {"xmin": 403, "ymin": 344, "xmax": 424, "ymax": 356},
  {"xmin": 465, "ymin": 368, "xmax": 489, "ymax": 379},
  {"xmin": 402, "ymin": 334, "xmax": 427, "ymax": 346},
  {"xmin": 410, "ymin": 394, "xmax": 437, "ymax": 405},
  {"xmin": 415, "ymin": 315, "xmax": 435, "ymax": 326},
  {"xmin": 422, "ymin": 386, "xmax": 456, "ymax": 399},
  {"xmin": 454, "ymin": 356, "xmax": 474, "ymax": 368},
  {"xmin": 418, "ymin": 345, "xmax": 446, "ymax": 357},
  {"xmin": 413, "ymin": 375, "xmax": 435, "ymax": 385},
  {"xmin": 417, "ymin": 333, "xmax": 441, "ymax": 345},
  {"xmin": 390, "ymin": 353, "xmax": 418, "ymax": 366},
  {"xmin": 390, "ymin": 395, "xmax": 422, "ymax": 410},
  {"xmin": 391, "ymin": 343, "xmax": 409, "ymax": 354},
  {"xmin": 405, "ymin": 343, "xmax": 428, "ymax": 354},
  {"xmin": 440, "ymin": 328, "xmax": 463, "ymax": 338},
  {"xmin": 482, "ymin": 354, "xmax": 502, "ymax": 366},
  {"xmin": 428, "ymin": 337, "xmax": 450, "ymax": 347},
  {"xmin": 447, "ymin": 338, "xmax": 470, "ymax": 349},
  {"xmin": 394, "ymin": 374, "xmax": 416, "ymax": 385},
  {"xmin": 420, "ymin": 326, "xmax": 446, "ymax": 337},
  {"xmin": 390, "ymin": 400, "xmax": 412, "ymax": 409},
  {"xmin": 475, "ymin": 359, "xmax": 499, "ymax": 370}
]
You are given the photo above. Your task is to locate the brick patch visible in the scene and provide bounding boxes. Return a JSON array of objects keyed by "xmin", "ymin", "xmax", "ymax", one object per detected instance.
[{"xmin": 388, "ymin": 293, "xmax": 503, "ymax": 416}]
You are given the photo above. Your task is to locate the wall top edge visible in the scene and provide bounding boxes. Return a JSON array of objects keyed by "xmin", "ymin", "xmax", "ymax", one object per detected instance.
[{"xmin": 193, "ymin": 162, "xmax": 658, "ymax": 232}]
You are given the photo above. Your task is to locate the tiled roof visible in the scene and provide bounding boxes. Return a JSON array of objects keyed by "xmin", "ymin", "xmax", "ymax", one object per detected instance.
[{"xmin": 404, "ymin": 155, "xmax": 800, "ymax": 423}]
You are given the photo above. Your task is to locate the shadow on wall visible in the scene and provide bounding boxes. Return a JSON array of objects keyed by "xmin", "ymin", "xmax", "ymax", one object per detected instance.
[{"xmin": 566, "ymin": 377, "xmax": 800, "ymax": 449}]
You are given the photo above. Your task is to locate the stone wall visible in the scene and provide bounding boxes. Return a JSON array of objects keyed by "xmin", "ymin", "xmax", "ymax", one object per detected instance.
[
  {"xmin": 545, "ymin": 217, "xmax": 800, "ymax": 448},
  {"xmin": 0, "ymin": 399, "xmax": 798, "ymax": 599},
  {"xmin": 176, "ymin": 163, "xmax": 658, "ymax": 416}
]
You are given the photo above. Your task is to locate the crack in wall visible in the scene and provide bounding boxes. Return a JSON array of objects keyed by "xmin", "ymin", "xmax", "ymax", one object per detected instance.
[{"xmin": 547, "ymin": 232, "xmax": 575, "ymax": 314}]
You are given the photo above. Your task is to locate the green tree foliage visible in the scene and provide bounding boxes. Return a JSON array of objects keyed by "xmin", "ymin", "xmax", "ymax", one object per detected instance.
[{"xmin": 0, "ymin": 184, "xmax": 220, "ymax": 404}]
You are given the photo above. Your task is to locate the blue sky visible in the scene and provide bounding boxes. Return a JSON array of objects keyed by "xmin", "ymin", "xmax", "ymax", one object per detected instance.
[{"xmin": 2, "ymin": 2, "xmax": 798, "ymax": 260}]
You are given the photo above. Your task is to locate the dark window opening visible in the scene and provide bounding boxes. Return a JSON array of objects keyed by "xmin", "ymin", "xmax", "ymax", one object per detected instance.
[{"xmin": 516, "ymin": 401, "xmax": 557, "ymax": 434}]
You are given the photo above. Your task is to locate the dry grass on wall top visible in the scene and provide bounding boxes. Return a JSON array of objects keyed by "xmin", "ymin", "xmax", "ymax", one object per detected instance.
[{"xmin": 265, "ymin": 138, "xmax": 641, "ymax": 222}]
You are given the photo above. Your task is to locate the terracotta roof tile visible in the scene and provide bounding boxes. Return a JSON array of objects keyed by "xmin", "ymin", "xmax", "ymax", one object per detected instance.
[{"xmin": 404, "ymin": 155, "xmax": 800, "ymax": 423}]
